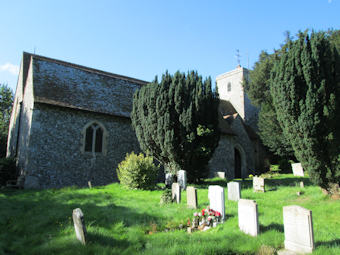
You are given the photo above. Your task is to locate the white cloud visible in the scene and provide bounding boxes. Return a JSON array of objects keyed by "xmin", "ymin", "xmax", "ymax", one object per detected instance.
[{"xmin": 0, "ymin": 63, "xmax": 19, "ymax": 75}]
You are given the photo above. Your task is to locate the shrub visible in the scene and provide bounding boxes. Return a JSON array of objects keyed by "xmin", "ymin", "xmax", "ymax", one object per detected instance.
[
  {"xmin": 116, "ymin": 152, "xmax": 159, "ymax": 190},
  {"xmin": 0, "ymin": 157, "xmax": 17, "ymax": 186},
  {"xmin": 160, "ymin": 188, "xmax": 172, "ymax": 205}
]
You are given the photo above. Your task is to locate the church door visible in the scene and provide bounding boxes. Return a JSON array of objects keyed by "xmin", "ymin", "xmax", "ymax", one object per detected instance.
[{"xmin": 234, "ymin": 148, "xmax": 242, "ymax": 178}]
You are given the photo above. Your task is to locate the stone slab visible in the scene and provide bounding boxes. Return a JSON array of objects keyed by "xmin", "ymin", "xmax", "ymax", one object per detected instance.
[
  {"xmin": 186, "ymin": 186, "xmax": 198, "ymax": 209},
  {"xmin": 283, "ymin": 205, "xmax": 314, "ymax": 253},
  {"xmin": 238, "ymin": 199, "xmax": 259, "ymax": 236},
  {"xmin": 228, "ymin": 181, "xmax": 241, "ymax": 201},
  {"xmin": 215, "ymin": 171, "xmax": 226, "ymax": 179},
  {"xmin": 72, "ymin": 208, "xmax": 87, "ymax": 245},
  {"xmin": 171, "ymin": 182, "xmax": 181, "ymax": 203},
  {"xmin": 178, "ymin": 170, "xmax": 187, "ymax": 190},
  {"xmin": 292, "ymin": 163, "xmax": 304, "ymax": 177},
  {"xmin": 208, "ymin": 185, "xmax": 225, "ymax": 220},
  {"xmin": 253, "ymin": 176, "xmax": 265, "ymax": 192}
]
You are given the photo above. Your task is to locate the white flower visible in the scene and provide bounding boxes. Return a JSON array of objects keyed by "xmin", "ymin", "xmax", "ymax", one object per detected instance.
[{"xmin": 194, "ymin": 212, "xmax": 198, "ymax": 217}]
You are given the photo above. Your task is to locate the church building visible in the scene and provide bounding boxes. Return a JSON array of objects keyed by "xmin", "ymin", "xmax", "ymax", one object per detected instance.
[{"xmin": 7, "ymin": 52, "xmax": 264, "ymax": 188}]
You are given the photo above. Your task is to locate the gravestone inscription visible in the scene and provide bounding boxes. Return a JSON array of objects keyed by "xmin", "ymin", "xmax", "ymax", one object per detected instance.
[
  {"xmin": 72, "ymin": 208, "xmax": 87, "ymax": 245},
  {"xmin": 172, "ymin": 182, "xmax": 181, "ymax": 203},
  {"xmin": 238, "ymin": 199, "xmax": 259, "ymax": 236},
  {"xmin": 228, "ymin": 181, "xmax": 241, "ymax": 201},
  {"xmin": 186, "ymin": 186, "xmax": 198, "ymax": 209},
  {"xmin": 208, "ymin": 185, "xmax": 225, "ymax": 221},
  {"xmin": 283, "ymin": 205, "xmax": 314, "ymax": 253}
]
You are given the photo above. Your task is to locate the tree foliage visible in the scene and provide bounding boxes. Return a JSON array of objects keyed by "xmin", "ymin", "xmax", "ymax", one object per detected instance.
[
  {"xmin": 131, "ymin": 71, "xmax": 220, "ymax": 183},
  {"xmin": 0, "ymin": 84, "xmax": 13, "ymax": 157},
  {"xmin": 270, "ymin": 31, "xmax": 340, "ymax": 191}
]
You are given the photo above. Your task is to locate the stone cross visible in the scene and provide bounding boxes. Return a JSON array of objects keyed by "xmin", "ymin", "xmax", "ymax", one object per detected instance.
[
  {"xmin": 177, "ymin": 170, "xmax": 187, "ymax": 190},
  {"xmin": 208, "ymin": 185, "xmax": 225, "ymax": 221},
  {"xmin": 171, "ymin": 182, "xmax": 181, "ymax": 203},
  {"xmin": 292, "ymin": 163, "xmax": 304, "ymax": 177},
  {"xmin": 283, "ymin": 205, "xmax": 314, "ymax": 253},
  {"xmin": 238, "ymin": 199, "xmax": 259, "ymax": 236},
  {"xmin": 72, "ymin": 208, "xmax": 87, "ymax": 245},
  {"xmin": 186, "ymin": 186, "xmax": 198, "ymax": 209},
  {"xmin": 227, "ymin": 181, "xmax": 241, "ymax": 201},
  {"xmin": 253, "ymin": 177, "xmax": 265, "ymax": 192}
]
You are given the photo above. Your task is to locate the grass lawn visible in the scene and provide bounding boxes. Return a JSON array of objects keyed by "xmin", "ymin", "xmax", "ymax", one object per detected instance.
[{"xmin": 0, "ymin": 174, "xmax": 339, "ymax": 255}]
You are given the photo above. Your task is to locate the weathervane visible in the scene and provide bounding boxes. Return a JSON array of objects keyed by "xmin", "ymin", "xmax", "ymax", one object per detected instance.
[{"xmin": 235, "ymin": 49, "xmax": 241, "ymax": 67}]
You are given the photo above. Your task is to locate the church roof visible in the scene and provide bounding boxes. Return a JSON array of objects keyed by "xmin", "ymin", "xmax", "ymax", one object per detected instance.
[{"xmin": 22, "ymin": 52, "xmax": 148, "ymax": 118}]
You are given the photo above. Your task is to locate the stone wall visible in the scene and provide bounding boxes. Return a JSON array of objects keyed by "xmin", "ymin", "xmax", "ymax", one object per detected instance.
[{"xmin": 24, "ymin": 103, "xmax": 141, "ymax": 188}]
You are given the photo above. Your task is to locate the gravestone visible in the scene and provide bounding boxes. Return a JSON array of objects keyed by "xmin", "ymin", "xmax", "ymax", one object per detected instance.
[
  {"xmin": 178, "ymin": 170, "xmax": 187, "ymax": 190},
  {"xmin": 165, "ymin": 173, "xmax": 174, "ymax": 187},
  {"xmin": 253, "ymin": 177, "xmax": 265, "ymax": 192},
  {"xmin": 171, "ymin": 182, "xmax": 181, "ymax": 203},
  {"xmin": 208, "ymin": 185, "xmax": 225, "ymax": 221},
  {"xmin": 72, "ymin": 208, "xmax": 87, "ymax": 245},
  {"xmin": 238, "ymin": 199, "xmax": 259, "ymax": 236},
  {"xmin": 228, "ymin": 181, "xmax": 241, "ymax": 201},
  {"xmin": 292, "ymin": 163, "xmax": 304, "ymax": 177},
  {"xmin": 283, "ymin": 205, "xmax": 314, "ymax": 253},
  {"xmin": 186, "ymin": 186, "xmax": 198, "ymax": 209},
  {"xmin": 215, "ymin": 171, "xmax": 226, "ymax": 179},
  {"xmin": 88, "ymin": 181, "xmax": 92, "ymax": 189}
]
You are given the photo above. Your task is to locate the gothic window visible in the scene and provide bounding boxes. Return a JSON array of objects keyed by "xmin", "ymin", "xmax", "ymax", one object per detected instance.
[
  {"xmin": 82, "ymin": 122, "xmax": 107, "ymax": 154},
  {"xmin": 227, "ymin": 82, "xmax": 231, "ymax": 92}
]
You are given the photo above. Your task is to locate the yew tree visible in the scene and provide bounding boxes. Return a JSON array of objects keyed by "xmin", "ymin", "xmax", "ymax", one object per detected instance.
[{"xmin": 131, "ymin": 71, "xmax": 220, "ymax": 182}]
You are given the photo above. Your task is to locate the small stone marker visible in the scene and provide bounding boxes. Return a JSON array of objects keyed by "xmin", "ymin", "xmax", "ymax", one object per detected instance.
[
  {"xmin": 253, "ymin": 176, "xmax": 265, "ymax": 192},
  {"xmin": 238, "ymin": 199, "xmax": 259, "ymax": 236},
  {"xmin": 283, "ymin": 205, "xmax": 314, "ymax": 253},
  {"xmin": 88, "ymin": 181, "xmax": 92, "ymax": 189},
  {"xmin": 178, "ymin": 170, "xmax": 187, "ymax": 190},
  {"xmin": 208, "ymin": 185, "xmax": 225, "ymax": 221},
  {"xmin": 72, "ymin": 208, "xmax": 87, "ymax": 245},
  {"xmin": 186, "ymin": 186, "xmax": 198, "ymax": 209},
  {"xmin": 228, "ymin": 181, "xmax": 241, "ymax": 201},
  {"xmin": 292, "ymin": 163, "xmax": 304, "ymax": 177},
  {"xmin": 172, "ymin": 182, "xmax": 181, "ymax": 203},
  {"xmin": 300, "ymin": 181, "xmax": 304, "ymax": 188},
  {"xmin": 215, "ymin": 171, "xmax": 226, "ymax": 179}
]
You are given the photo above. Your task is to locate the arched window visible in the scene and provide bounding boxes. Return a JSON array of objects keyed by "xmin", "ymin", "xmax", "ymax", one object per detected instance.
[
  {"xmin": 82, "ymin": 122, "xmax": 107, "ymax": 155},
  {"xmin": 227, "ymin": 82, "xmax": 231, "ymax": 92}
]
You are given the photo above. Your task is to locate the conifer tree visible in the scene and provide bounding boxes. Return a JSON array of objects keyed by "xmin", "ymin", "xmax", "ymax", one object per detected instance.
[
  {"xmin": 131, "ymin": 71, "xmax": 220, "ymax": 183},
  {"xmin": 270, "ymin": 32, "xmax": 340, "ymax": 192}
]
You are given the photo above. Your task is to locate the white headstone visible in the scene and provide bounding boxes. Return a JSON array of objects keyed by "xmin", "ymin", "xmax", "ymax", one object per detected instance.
[
  {"xmin": 171, "ymin": 182, "xmax": 181, "ymax": 203},
  {"xmin": 228, "ymin": 181, "xmax": 241, "ymax": 201},
  {"xmin": 165, "ymin": 173, "xmax": 174, "ymax": 187},
  {"xmin": 238, "ymin": 199, "xmax": 259, "ymax": 236},
  {"xmin": 215, "ymin": 171, "xmax": 226, "ymax": 179},
  {"xmin": 72, "ymin": 208, "xmax": 87, "ymax": 245},
  {"xmin": 292, "ymin": 163, "xmax": 304, "ymax": 177},
  {"xmin": 186, "ymin": 186, "xmax": 198, "ymax": 209},
  {"xmin": 253, "ymin": 177, "xmax": 265, "ymax": 192},
  {"xmin": 283, "ymin": 205, "xmax": 314, "ymax": 253},
  {"xmin": 177, "ymin": 170, "xmax": 187, "ymax": 190},
  {"xmin": 208, "ymin": 185, "xmax": 225, "ymax": 221}
]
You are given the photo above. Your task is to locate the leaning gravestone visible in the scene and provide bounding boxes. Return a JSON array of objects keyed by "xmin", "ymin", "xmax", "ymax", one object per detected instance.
[
  {"xmin": 292, "ymin": 163, "xmax": 304, "ymax": 177},
  {"xmin": 172, "ymin": 182, "xmax": 181, "ymax": 203},
  {"xmin": 238, "ymin": 199, "xmax": 259, "ymax": 236},
  {"xmin": 283, "ymin": 205, "xmax": 314, "ymax": 253},
  {"xmin": 228, "ymin": 181, "xmax": 241, "ymax": 201},
  {"xmin": 186, "ymin": 186, "xmax": 198, "ymax": 209},
  {"xmin": 178, "ymin": 170, "xmax": 187, "ymax": 190},
  {"xmin": 253, "ymin": 176, "xmax": 265, "ymax": 192},
  {"xmin": 72, "ymin": 208, "xmax": 87, "ymax": 245},
  {"xmin": 208, "ymin": 185, "xmax": 225, "ymax": 221}
]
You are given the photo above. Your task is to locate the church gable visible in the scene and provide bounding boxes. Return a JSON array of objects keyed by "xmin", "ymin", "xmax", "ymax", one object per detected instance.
[{"xmin": 30, "ymin": 53, "xmax": 148, "ymax": 118}]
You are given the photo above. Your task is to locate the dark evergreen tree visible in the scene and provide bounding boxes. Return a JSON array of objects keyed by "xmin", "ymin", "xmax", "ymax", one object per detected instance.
[
  {"xmin": 0, "ymin": 84, "xmax": 13, "ymax": 157},
  {"xmin": 270, "ymin": 31, "xmax": 340, "ymax": 192},
  {"xmin": 131, "ymin": 71, "xmax": 220, "ymax": 183}
]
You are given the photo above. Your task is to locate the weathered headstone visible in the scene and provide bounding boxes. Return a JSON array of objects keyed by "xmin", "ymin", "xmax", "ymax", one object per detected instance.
[
  {"xmin": 88, "ymin": 181, "xmax": 92, "ymax": 189},
  {"xmin": 300, "ymin": 181, "xmax": 304, "ymax": 188},
  {"xmin": 238, "ymin": 199, "xmax": 259, "ymax": 236},
  {"xmin": 186, "ymin": 186, "xmax": 197, "ymax": 209},
  {"xmin": 292, "ymin": 163, "xmax": 304, "ymax": 177},
  {"xmin": 72, "ymin": 208, "xmax": 87, "ymax": 245},
  {"xmin": 283, "ymin": 205, "xmax": 314, "ymax": 253},
  {"xmin": 228, "ymin": 181, "xmax": 241, "ymax": 201},
  {"xmin": 215, "ymin": 171, "xmax": 226, "ymax": 179},
  {"xmin": 208, "ymin": 185, "xmax": 225, "ymax": 221},
  {"xmin": 165, "ymin": 173, "xmax": 174, "ymax": 187},
  {"xmin": 178, "ymin": 170, "xmax": 187, "ymax": 190},
  {"xmin": 253, "ymin": 177, "xmax": 265, "ymax": 192},
  {"xmin": 171, "ymin": 182, "xmax": 181, "ymax": 203}
]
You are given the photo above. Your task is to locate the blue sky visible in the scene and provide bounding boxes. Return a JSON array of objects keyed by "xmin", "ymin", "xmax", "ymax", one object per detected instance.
[{"xmin": 1, "ymin": 0, "xmax": 339, "ymax": 93}]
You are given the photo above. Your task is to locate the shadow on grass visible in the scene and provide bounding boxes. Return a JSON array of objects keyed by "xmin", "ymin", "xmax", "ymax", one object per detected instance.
[
  {"xmin": 87, "ymin": 232, "xmax": 129, "ymax": 247},
  {"xmin": 240, "ymin": 177, "xmax": 313, "ymax": 190},
  {"xmin": 260, "ymin": 223, "xmax": 284, "ymax": 233},
  {"xmin": 316, "ymin": 239, "xmax": 340, "ymax": 248},
  {"xmin": 194, "ymin": 178, "xmax": 229, "ymax": 189}
]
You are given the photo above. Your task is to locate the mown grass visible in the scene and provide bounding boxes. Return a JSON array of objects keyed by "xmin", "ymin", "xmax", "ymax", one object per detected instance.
[{"xmin": 0, "ymin": 174, "xmax": 339, "ymax": 254}]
